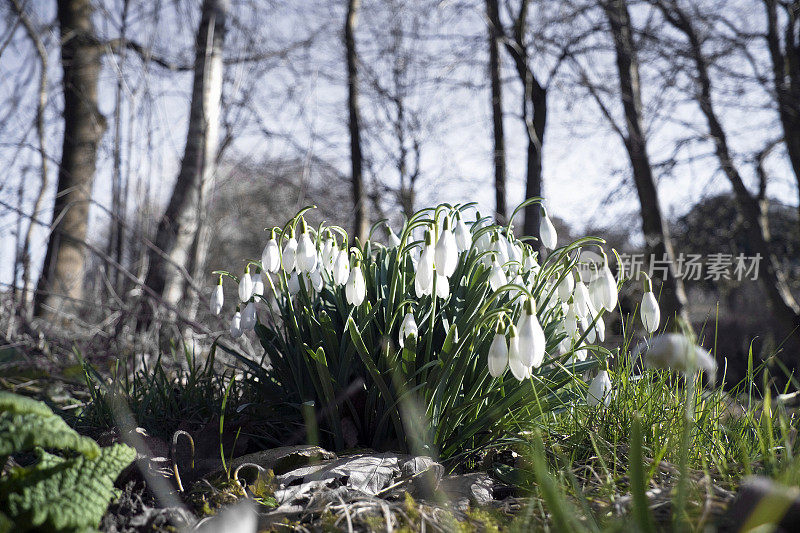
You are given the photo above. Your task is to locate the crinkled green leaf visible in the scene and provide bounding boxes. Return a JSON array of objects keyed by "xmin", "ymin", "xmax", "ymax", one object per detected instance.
[
  {"xmin": 0, "ymin": 410, "xmax": 99, "ymax": 459},
  {"xmin": 0, "ymin": 444, "xmax": 135, "ymax": 532},
  {"xmin": 0, "ymin": 391, "xmax": 56, "ymax": 418}
]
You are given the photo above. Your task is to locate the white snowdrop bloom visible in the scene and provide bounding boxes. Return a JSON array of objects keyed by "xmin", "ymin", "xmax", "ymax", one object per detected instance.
[
  {"xmin": 557, "ymin": 269, "xmax": 575, "ymax": 301},
  {"xmin": 595, "ymin": 256, "xmax": 618, "ymax": 311},
  {"xmin": 488, "ymin": 257, "xmax": 508, "ymax": 292},
  {"xmin": 507, "ymin": 326, "xmax": 527, "ymax": 381},
  {"xmin": 238, "ymin": 268, "xmax": 254, "ymax": 302},
  {"xmin": 230, "ymin": 310, "xmax": 242, "ymax": 338},
  {"xmin": 507, "ymin": 235, "xmax": 523, "ymax": 266},
  {"xmin": 580, "ymin": 309, "xmax": 596, "ymax": 344},
  {"xmin": 333, "ymin": 249, "xmax": 350, "ymax": 286},
  {"xmin": 516, "ymin": 299, "xmax": 546, "ymax": 368},
  {"xmin": 241, "ymin": 301, "xmax": 257, "ymax": 330},
  {"xmin": 345, "ymin": 260, "xmax": 366, "ymax": 306},
  {"xmin": 454, "ymin": 213, "xmax": 471, "ymax": 251},
  {"xmin": 639, "ymin": 334, "xmax": 717, "ymax": 379},
  {"xmin": 387, "ymin": 225, "xmax": 402, "ymax": 248},
  {"xmin": 587, "ymin": 370, "xmax": 612, "ymax": 408},
  {"xmin": 416, "ymin": 231, "xmax": 435, "ymax": 295},
  {"xmin": 295, "ymin": 219, "xmax": 317, "ymax": 273},
  {"xmin": 640, "ymin": 276, "xmax": 661, "ymax": 333},
  {"xmin": 434, "ymin": 217, "xmax": 459, "ymax": 277},
  {"xmin": 539, "ymin": 207, "xmax": 557, "ymax": 249},
  {"xmin": 261, "ymin": 231, "xmax": 281, "ymax": 273},
  {"xmin": 510, "ymin": 274, "xmax": 524, "ymax": 299},
  {"xmin": 398, "ymin": 312, "xmax": 418, "ymax": 348},
  {"xmin": 493, "ymin": 233, "xmax": 510, "ymax": 266},
  {"xmin": 287, "ymin": 271, "xmax": 300, "ymax": 295},
  {"xmin": 588, "ymin": 277, "xmax": 606, "ymax": 311},
  {"xmin": 573, "ymin": 275, "xmax": 592, "ymax": 318},
  {"xmin": 321, "ymin": 235, "xmax": 337, "ymax": 273},
  {"xmin": 252, "ymin": 273, "xmax": 265, "ymax": 297},
  {"xmin": 594, "ymin": 314, "xmax": 605, "ymax": 343},
  {"xmin": 282, "ymin": 232, "xmax": 298, "ymax": 273},
  {"xmin": 488, "ymin": 330, "xmax": 509, "ymax": 377},
  {"xmin": 210, "ymin": 280, "xmax": 224, "ymax": 315},
  {"xmin": 435, "ymin": 273, "xmax": 450, "ymax": 299},
  {"xmin": 524, "ymin": 254, "xmax": 540, "ymax": 275},
  {"xmin": 309, "ymin": 268, "xmax": 323, "ymax": 292}
]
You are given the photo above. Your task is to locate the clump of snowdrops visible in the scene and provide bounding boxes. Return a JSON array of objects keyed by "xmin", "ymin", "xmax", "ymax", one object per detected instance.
[{"xmin": 209, "ymin": 200, "xmax": 661, "ymax": 458}]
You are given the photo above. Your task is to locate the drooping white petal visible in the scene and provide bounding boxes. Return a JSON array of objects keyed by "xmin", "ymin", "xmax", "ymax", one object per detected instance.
[
  {"xmin": 252, "ymin": 274, "xmax": 265, "ymax": 297},
  {"xmin": 557, "ymin": 271, "xmax": 575, "ymax": 301},
  {"xmin": 573, "ymin": 278, "xmax": 591, "ymax": 317},
  {"xmin": 640, "ymin": 291, "xmax": 661, "ymax": 333},
  {"xmin": 517, "ymin": 307, "xmax": 546, "ymax": 368},
  {"xmin": 599, "ymin": 266, "xmax": 618, "ymax": 311},
  {"xmin": 488, "ymin": 333, "xmax": 509, "ymax": 377},
  {"xmin": 241, "ymin": 301, "xmax": 257, "ymax": 330},
  {"xmin": 399, "ymin": 312, "xmax": 418, "ymax": 348},
  {"xmin": 387, "ymin": 227, "xmax": 401, "ymax": 248},
  {"xmin": 539, "ymin": 211, "xmax": 557, "ymax": 249},
  {"xmin": 210, "ymin": 284, "xmax": 224, "ymax": 315},
  {"xmin": 238, "ymin": 271, "xmax": 254, "ymax": 302},
  {"xmin": 434, "ymin": 229, "xmax": 458, "ymax": 277},
  {"xmin": 333, "ymin": 250, "xmax": 350, "ymax": 286},
  {"xmin": 309, "ymin": 268, "xmax": 323, "ymax": 292},
  {"xmin": 261, "ymin": 238, "xmax": 281, "ymax": 273},
  {"xmin": 321, "ymin": 238, "xmax": 336, "ymax": 272},
  {"xmin": 282, "ymin": 237, "xmax": 298, "ymax": 273},
  {"xmin": 230, "ymin": 311, "xmax": 242, "ymax": 338},
  {"xmin": 507, "ymin": 331, "xmax": 527, "ymax": 381},
  {"xmin": 287, "ymin": 271, "xmax": 300, "ymax": 295},
  {"xmin": 296, "ymin": 232, "xmax": 317, "ymax": 273},
  {"xmin": 488, "ymin": 260, "xmax": 507, "ymax": 292},
  {"xmin": 346, "ymin": 265, "xmax": 366, "ymax": 306},
  {"xmin": 454, "ymin": 216, "xmax": 471, "ymax": 251},
  {"xmin": 416, "ymin": 244, "xmax": 435, "ymax": 294},
  {"xmin": 435, "ymin": 273, "xmax": 449, "ymax": 298},
  {"xmin": 587, "ymin": 370, "xmax": 612, "ymax": 408}
]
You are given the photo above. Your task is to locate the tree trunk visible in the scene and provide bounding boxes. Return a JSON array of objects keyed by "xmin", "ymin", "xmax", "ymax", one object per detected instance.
[
  {"xmin": 764, "ymin": 0, "xmax": 800, "ymax": 232},
  {"xmin": 501, "ymin": 0, "xmax": 546, "ymax": 243},
  {"xmin": 10, "ymin": 0, "xmax": 49, "ymax": 318},
  {"xmin": 603, "ymin": 0, "xmax": 689, "ymax": 328},
  {"xmin": 142, "ymin": 0, "xmax": 228, "ymax": 318},
  {"xmin": 34, "ymin": 0, "xmax": 106, "ymax": 318},
  {"xmin": 486, "ymin": 0, "xmax": 507, "ymax": 224},
  {"xmin": 659, "ymin": 2, "xmax": 800, "ymax": 337},
  {"xmin": 346, "ymin": 0, "xmax": 368, "ymax": 242}
]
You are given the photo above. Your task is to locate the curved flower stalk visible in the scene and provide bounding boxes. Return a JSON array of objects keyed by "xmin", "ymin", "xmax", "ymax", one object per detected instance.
[
  {"xmin": 640, "ymin": 273, "xmax": 660, "ymax": 333},
  {"xmin": 210, "ymin": 277, "xmax": 224, "ymax": 315}
]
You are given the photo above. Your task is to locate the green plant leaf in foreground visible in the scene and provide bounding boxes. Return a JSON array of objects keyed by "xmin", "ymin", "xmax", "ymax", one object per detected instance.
[
  {"xmin": 0, "ymin": 444, "xmax": 136, "ymax": 532},
  {"xmin": 0, "ymin": 391, "xmax": 100, "ymax": 458}
]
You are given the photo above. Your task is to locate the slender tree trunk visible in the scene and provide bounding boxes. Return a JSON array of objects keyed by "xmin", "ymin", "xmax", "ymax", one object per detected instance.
[
  {"xmin": 659, "ymin": 2, "xmax": 800, "ymax": 337},
  {"xmin": 10, "ymin": 0, "xmax": 49, "ymax": 317},
  {"xmin": 34, "ymin": 0, "xmax": 106, "ymax": 318},
  {"xmin": 764, "ymin": 0, "xmax": 800, "ymax": 232},
  {"xmin": 486, "ymin": 0, "xmax": 507, "ymax": 223},
  {"xmin": 346, "ymin": 0, "xmax": 368, "ymax": 242},
  {"xmin": 603, "ymin": 0, "xmax": 689, "ymax": 328},
  {"xmin": 142, "ymin": 0, "xmax": 228, "ymax": 318},
  {"xmin": 501, "ymin": 0, "xmax": 546, "ymax": 242}
]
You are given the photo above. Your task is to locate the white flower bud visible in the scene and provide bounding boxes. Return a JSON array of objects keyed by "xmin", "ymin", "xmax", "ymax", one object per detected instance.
[
  {"xmin": 587, "ymin": 370, "xmax": 612, "ymax": 408},
  {"xmin": 488, "ymin": 332, "xmax": 509, "ymax": 377},
  {"xmin": 210, "ymin": 282, "xmax": 224, "ymax": 315}
]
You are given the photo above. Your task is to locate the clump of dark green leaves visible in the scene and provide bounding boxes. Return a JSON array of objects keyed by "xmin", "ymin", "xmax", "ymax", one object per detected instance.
[{"xmin": 0, "ymin": 391, "xmax": 136, "ymax": 532}]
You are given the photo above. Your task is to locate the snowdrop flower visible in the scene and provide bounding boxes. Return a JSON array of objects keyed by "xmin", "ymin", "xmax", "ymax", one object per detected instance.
[
  {"xmin": 507, "ymin": 325, "xmax": 528, "ymax": 381},
  {"xmin": 295, "ymin": 218, "xmax": 318, "ymax": 273},
  {"xmin": 398, "ymin": 311, "xmax": 418, "ymax": 348},
  {"xmin": 415, "ymin": 230, "xmax": 435, "ymax": 296},
  {"xmin": 241, "ymin": 301, "xmax": 257, "ymax": 330},
  {"xmin": 556, "ymin": 268, "xmax": 575, "ymax": 301},
  {"xmin": 638, "ymin": 333, "xmax": 717, "ymax": 380},
  {"xmin": 434, "ymin": 216, "xmax": 458, "ymax": 277},
  {"xmin": 564, "ymin": 303, "xmax": 579, "ymax": 337},
  {"xmin": 516, "ymin": 299, "xmax": 546, "ymax": 368},
  {"xmin": 309, "ymin": 268, "xmax": 323, "ymax": 292},
  {"xmin": 321, "ymin": 233, "xmax": 337, "ymax": 273},
  {"xmin": 488, "ymin": 325, "xmax": 509, "ymax": 377},
  {"xmin": 230, "ymin": 309, "xmax": 242, "ymax": 338},
  {"xmin": 282, "ymin": 230, "xmax": 298, "ymax": 273},
  {"xmin": 210, "ymin": 277, "xmax": 224, "ymax": 315},
  {"xmin": 488, "ymin": 256, "xmax": 507, "ymax": 292},
  {"xmin": 252, "ymin": 272, "xmax": 265, "ymax": 297},
  {"xmin": 523, "ymin": 254, "xmax": 540, "ymax": 277},
  {"xmin": 587, "ymin": 370, "xmax": 612, "ymax": 407},
  {"xmin": 492, "ymin": 232, "xmax": 509, "ymax": 266},
  {"xmin": 333, "ymin": 248, "xmax": 350, "ymax": 286},
  {"xmin": 454, "ymin": 212, "xmax": 471, "ymax": 251},
  {"xmin": 539, "ymin": 207, "xmax": 557, "ymax": 249},
  {"xmin": 345, "ymin": 259, "xmax": 366, "ymax": 306},
  {"xmin": 573, "ymin": 273, "xmax": 591, "ymax": 318},
  {"xmin": 238, "ymin": 267, "xmax": 254, "ymax": 303},
  {"xmin": 506, "ymin": 233, "xmax": 523, "ymax": 266},
  {"xmin": 261, "ymin": 230, "xmax": 281, "ymax": 273},
  {"xmin": 640, "ymin": 274, "xmax": 660, "ymax": 333},
  {"xmin": 435, "ymin": 273, "xmax": 450, "ymax": 299},
  {"xmin": 594, "ymin": 313, "xmax": 605, "ymax": 342},
  {"xmin": 386, "ymin": 224, "xmax": 402, "ymax": 248},
  {"xmin": 594, "ymin": 252, "xmax": 618, "ymax": 311},
  {"xmin": 287, "ymin": 271, "xmax": 300, "ymax": 295}
]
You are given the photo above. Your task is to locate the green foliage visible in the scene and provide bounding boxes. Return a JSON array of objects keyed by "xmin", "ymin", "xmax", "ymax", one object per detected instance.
[
  {"xmin": 220, "ymin": 202, "xmax": 606, "ymax": 459},
  {"xmin": 0, "ymin": 392, "xmax": 135, "ymax": 532}
]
